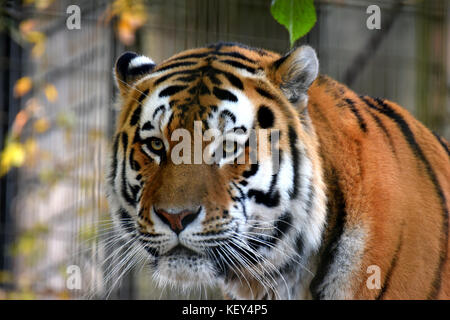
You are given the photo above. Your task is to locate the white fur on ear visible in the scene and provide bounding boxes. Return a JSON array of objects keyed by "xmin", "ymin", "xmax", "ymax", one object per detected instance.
[
  {"xmin": 114, "ymin": 52, "xmax": 156, "ymax": 97},
  {"xmin": 273, "ymin": 45, "xmax": 319, "ymax": 105},
  {"xmin": 128, "ymin": 55, "xmax": 155, "ymax": 69}
]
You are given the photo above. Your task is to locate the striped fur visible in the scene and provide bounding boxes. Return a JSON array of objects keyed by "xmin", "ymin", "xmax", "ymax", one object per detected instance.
[{"xmin": 106, "ymin": 42, "xmax": 450, "ymax": 299}]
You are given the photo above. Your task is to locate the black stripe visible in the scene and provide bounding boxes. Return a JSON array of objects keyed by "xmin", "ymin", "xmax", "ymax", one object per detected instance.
[
  {"xmin": 243, "ymin": 163, "xmax": 259, "ymax": 178},
  {"xmin": 208, "ymin": 42, "xmax": 268, "ymax": 56},
  {"xmin": 279, "ymin": 234, "xmax": 305, "ymax": 274},
  {"xmin": 219, "ymin": 70, "xmax": 243, "ymax": 90},
  {"xmin": 214, "ymin": 51, "xmax": 256, "ymax": 63},
  {"xmin": 207, "ymin": 71, "xmax": 222, "ymax": 85},
  {"xmin": 199, "ymin": 81, "xmax": 211, "ymax": 95},
  {"xmin": 247, "ymin": 188, "xmax": 279, "ymax": 207},
  {"xmin": 128, "ymin": 183, "xmax": 140, "ymax": 203},
  {"xmin": 376, "ymin": 233, "xmax": 403, "ymax": 299},
  {"xmin": 310, "ymin": 168, "xmax": 347, "ymax": 300},
  {"xmin": 219, "ymin": 109, "xmax": 236, "ymax": 123},
  {"xmin": 142, "ymin": 121, "xmax": 154, "ymax": 131},
  {"xmin": 219, "ymin": 59, "xmax": 256, "ymax": 73},
  {"xmin": 159, "ymin": 85, "xmax": 187, "ymax": 97},
  {"xmin": 152, "ymin": 105, "xmax": 165, "ymax": 119},
  {"xmin": 232, "ymin": 125, "xmax": 247, "ymax": 134},
  {"xmin": 294, "ymin": 234, "xmax": 305, "ymax": 257},
  {"xmin": 371, "ymin": 97, "xmax": 448, "ymax": 298},
  {"xmin": 167, "ymin": 113, "xmax": 175, "ymax": 131},
  {"xmin": 121, "ymin": 132, "xmax": 128, "ymax": 155},
  {"xmin": 156, "ymin": 61, "xmax": 197, "ymax": 73},
  {"xmin": 109, "ymin": 133, "xmax": 121, "ymax": 183},
  {"xmin": 129, "ymin": 148, "xmax": 141, "ymax": 171},
  {"xmin": 175, "ymin": 74, "xmax": 198, "ymax": 83},
  {"xmin": 140, "ymin": 238, "xmax": 160, "ymax": 257},
  {"xmin": 155, "ymin": 70, "xmax": 198, "ymax": 85},
  {"xmin": 132, "ymin": 127, "xmax": 142, "ymax": 144},
  {"xmin": 256, "ymin": 87, "xmax": 275, "ymax": 100},
  {"xmin": 238, "ymin": 180, "xmax": 248, "ymax": 186},
  {"xmin": 303, "ymin": 182, "xmax": 314, "ymax": 216},
  {"xmin": 230, "ymin": 181, "xmax": 247, "ymax": 219},
  {"xmin": 120, "ymin": 132, "xmax": 136, "ymax": 206},
  {"xmin": 268, "ymin": 211, "xmax": 292, "ymax": 246},
  {"xmin": 129, "ymin": 105, "xmax": 142, "ymax": 126},
  {"xmin": 288, "ymin": 125, "xmax": 300, "ymax": 199},
  {"xmin": 169, "ymin": 52, "xmax": 210, "ymax": 62},
  {"xmin": 361, "ymin": 98, "xmax": 397, "ymax": 155},
  {"xmin": 138, "ymin": 89, "xmax": 149, "ymax": 103},
  {"xmin": 432, "ymin": 132, "xmax": 450, "ymax": 157},
  {"xmin": 344, "ymin": 98, "xmax": 367, "ymax": 133},
  {"xmin": 128, "ymin": 63, "xmax": 155, "ymax": 77},
  {"xmin": 118, "ymin": 207, "xmax": 135, "ymax": 231},
  {"xmin": 213, "ymin": 87, "xmax": 238, "ymax": 102},
  {"xmin": 273, "ymin": 54, "xmax": 289, "ymax": 70},
  {"xmin": 257, "ymin": 105, "xmax": 275, "ymax": 129},
  {"xmin": 247, "ymin": 211, "xmax": 294, "ymax": 256},
  {"xmin": 247, "ymin": 172, "xmax": 280, "ymax": 208}
]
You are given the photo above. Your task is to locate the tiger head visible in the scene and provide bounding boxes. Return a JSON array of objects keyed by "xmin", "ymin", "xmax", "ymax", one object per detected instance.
[{"xmin": 107, "ymin": 43, "xmax": 327, "ymax": 299}]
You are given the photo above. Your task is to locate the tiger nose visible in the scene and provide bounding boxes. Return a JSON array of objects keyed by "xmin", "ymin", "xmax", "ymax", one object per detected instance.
[{"xmin": 154, "ymin": 207, "xmax": 201, "ymax": 234}]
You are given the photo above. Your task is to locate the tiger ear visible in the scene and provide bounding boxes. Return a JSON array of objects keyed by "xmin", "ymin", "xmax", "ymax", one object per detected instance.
[
  {"xmin": 114, "ymin": 51, "xmax": 156, "ymax": 97},
  {"xmin": 271, "ymin": 45, "xmax": 318, "ymax": 106}
]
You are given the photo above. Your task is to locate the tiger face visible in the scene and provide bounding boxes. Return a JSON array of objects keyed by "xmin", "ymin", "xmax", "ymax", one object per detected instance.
[{"xmin": 107, "ymin": 43, "xmax": 327, "ymax": 299}]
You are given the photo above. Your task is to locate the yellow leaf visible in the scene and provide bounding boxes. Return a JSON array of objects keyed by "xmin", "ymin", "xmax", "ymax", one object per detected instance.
[
  {"xmin": 19, "ymin": 19, "xmax": 37, "ymax": 35},
  {"xmin": 11, "ymin": 110, "xmax": 29, "ymax": 137},
  {"xmin": 122, "ymin": 11, "xmax": 147, "ymax": 28},
  {"xmin": 57, "ymin": 290, "xmax": 71, "ymax": 300},
  {"xmin": 35, "ymin": 0, "xmax": 54, "ymax": 10},
  {"xmin": 33, "ymin": 117, "xmax": 50, "ymax": 133},
  {"xmin": 24, "ymin": 31, "xmax": 46, "ymax": 58},
  {"xmin": 24, "ymin": 31, "xmax": 45, "ymax": 44},
  {"xmin": 0, "ymin": 142, "xmax": 26, "ymax": 175},
  {"xmin": 118, "ymin": 18, "xmax": 135, "ymax": 45},
  {"xmin": 31, "ymin": 42, "xmax": 45, "ymax": 59},
  {"xmin": 14, "ymin": 77, "xmax": 32, "ymax": 97},
  {"xmin": 111, "ymin": 0, "xmax": 148, "ymax": 45},
  {"xmin": 44, "ymin": 83, "xmax": 58, "ymax": 102}
]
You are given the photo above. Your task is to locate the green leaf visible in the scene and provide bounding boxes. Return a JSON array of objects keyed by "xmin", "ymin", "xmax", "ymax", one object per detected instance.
[{"xmin": 270, "ymin": 0, "xmax": 317, "ymax": 47}]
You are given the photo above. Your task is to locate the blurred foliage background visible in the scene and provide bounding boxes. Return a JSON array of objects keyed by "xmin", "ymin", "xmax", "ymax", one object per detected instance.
[{"xmin": 0, "ymin": 0, "xmax": 448, "ymax": 299}]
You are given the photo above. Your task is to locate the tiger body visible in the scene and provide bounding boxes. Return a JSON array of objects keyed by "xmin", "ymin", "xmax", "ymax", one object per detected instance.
[{"xmin": 107, "ymin": 42, "xmax": 450, "ymax": 299}]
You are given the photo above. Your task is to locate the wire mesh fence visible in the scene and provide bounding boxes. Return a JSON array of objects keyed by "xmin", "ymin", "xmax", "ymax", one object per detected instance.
[{"xmin": 0, "ymin": 0, "xmax": 448, "ymax": 299}]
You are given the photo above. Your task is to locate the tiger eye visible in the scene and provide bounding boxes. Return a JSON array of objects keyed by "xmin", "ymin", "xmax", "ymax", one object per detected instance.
[
  {"xmin": 150, "ymin": 138, "xmax": 164, "ymax": 151},
  {"xmin": 223, "ymin": 140, "xmax": 237, "ymax": 154}
]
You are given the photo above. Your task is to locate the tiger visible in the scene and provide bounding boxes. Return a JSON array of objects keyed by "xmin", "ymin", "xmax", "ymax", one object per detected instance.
[{"xmin": 106, "ymin": 42, "xmax": 450, "ymax": 300}]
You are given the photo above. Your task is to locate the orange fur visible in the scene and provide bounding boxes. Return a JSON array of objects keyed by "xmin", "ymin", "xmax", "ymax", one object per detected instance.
[{"xmin": 307, "ymin": 75, "xmax": 450, "ymax": 299}]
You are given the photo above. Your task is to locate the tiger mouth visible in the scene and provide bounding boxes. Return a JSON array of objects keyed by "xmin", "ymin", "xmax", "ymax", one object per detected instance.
[{"xmin": 165, "ymin": 244, "xmax": 199, "ymax": 257}]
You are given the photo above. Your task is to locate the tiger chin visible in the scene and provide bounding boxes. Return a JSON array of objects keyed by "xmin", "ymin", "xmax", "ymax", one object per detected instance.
[{"xmin": 106, "ymin": 42, "xmax": 450, "ymax": 300}]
